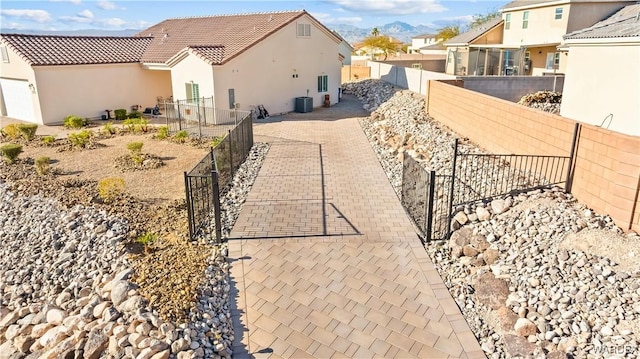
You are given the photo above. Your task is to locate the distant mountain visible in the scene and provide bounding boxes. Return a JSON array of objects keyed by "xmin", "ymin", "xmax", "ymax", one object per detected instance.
[
  {"xmin": 0, "ymin": 28, "xmax": 139, "ymax": 37},
  {"xmin": 329, "ymin": 21, "xmax": 438, "ymax": 44}
]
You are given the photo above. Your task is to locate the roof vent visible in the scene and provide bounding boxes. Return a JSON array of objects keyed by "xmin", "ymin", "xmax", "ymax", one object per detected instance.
[{"xmin": 269, "ymin": 15, "xmax": 273, "ymax": 21}]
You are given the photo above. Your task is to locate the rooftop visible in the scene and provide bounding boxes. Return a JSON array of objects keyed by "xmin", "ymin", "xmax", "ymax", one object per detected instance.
[
  {"xmin": 444, "ymin": 17, "xmax": 504, "ymax": 46},
  {"xmin": 564, "ymin": 3, "xmax": 640, "ymax": 40}
]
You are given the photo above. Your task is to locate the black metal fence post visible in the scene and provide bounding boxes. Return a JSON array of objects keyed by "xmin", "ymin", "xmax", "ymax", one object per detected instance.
[
  {"xmin": 212, "ymin": 170, "xmax": 222, "ymax": 243},
  {"xmin": 228, "ymin": 129, "xmax": 234, "ymax": 178},
  {"xmin": 565, "ymin": 122, "xmax": 580, "ymax": 194},
  {"xmin": 426, "ymin": 170, "xmax": 436, "ymax": 242},
  {"xmin": 446, "ymin": 139, "xmax": 459, "ymax": 239},
  {"xmin": 184, "ymin": 172, "xmax": 194, "ymax": 240}
]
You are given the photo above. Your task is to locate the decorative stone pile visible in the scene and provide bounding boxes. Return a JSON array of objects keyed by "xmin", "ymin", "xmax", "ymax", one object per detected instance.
[
  {"xmin": 0, "ymin": 143, "xmax": 269, "ymax": 359},
  {"xmin": 350, "ymin": 79, "xmax": 640, "ymax": 358},
  {"xmin": 518, "ymin": 90, "xmax": 562, "ymax": 114}
]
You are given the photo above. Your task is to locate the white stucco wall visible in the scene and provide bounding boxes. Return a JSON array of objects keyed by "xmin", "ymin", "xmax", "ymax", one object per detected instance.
[
  {"xmin": 170, "ymin": 54, "xmax": 214, "ymax": 101},
  {"xmin": 34, "ymin": 63, "xmax": 171, "ymax": 124},
  {"xmin": 209, "ymin": 15, "xmax": 341, "ymax": 115},
  {"xmin": 502, "ymin": 5, "xmax": 569, "ymax": 47},
  {"xmin": 0, "ymin": 44, "xmax": 41, "ymax": 123},
  {"xmin": 560, "ymin": 43, "xmax": 640, "ymax": 136}
]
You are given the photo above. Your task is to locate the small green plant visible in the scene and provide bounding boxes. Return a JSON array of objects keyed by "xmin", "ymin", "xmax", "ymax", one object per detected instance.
[
  {"xmin": 42, "ymin": 135, "xmax": 56, "ymax": 145},
  {"xmin": 173, "ymin": 130, "xmax": 189, "ymax": 143},
  {"xmin": 1, "ymin": 144, "xmax": 23, "ymax": 164},
  {"xmin": 211, "ymin": 136, "xmax": 224, "ymax": 148},
  {"xmin": 114, "ymin": 109, "xmax": 127, "ymax": 121},
  {"xmin": 102, "ymin": 122, "xmax": 116, "ymax": 135},
  {"xmin": 16, "ymin": 124, "xmax": 38, "ymax": 141},
  {"xmin": 67, "ymin": 130, "xmax": 94, "ymax": 148},
  {"xmin": 136, "ymin": 232, "xmax": 157, "ymax": 254},
  {"xmin": 123, "ymin": 118, "xmax": 149, "ymax": 133},
  {"xmin": 127, "ymin": 141, "xmax": 144, "ymax": 164},
  {"xmin": 128, "ymin": 111, "xmax": 142, "ymax": 119},
  {"xmin": 63, "ymin": 115, "xmax": 85, "ymax": 129},
  {"xmin": 156, "ymin": 126, "xmax": 169, "ymax": 140},
  {"xmin": 97, "ymin": 177, "xmax": 125, "ymax": 202},
  {"xmin": 1, "ymin": 124, "xmax": 20, "ymax": 140},
  {"xmin": 35, "ymin": 156, "xmax": 50, "ymax": 175}
]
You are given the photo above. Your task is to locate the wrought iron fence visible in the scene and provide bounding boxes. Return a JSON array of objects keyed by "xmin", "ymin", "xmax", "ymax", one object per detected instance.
[
  {"xmin": 401, "ymin": 124, "xmax": 578, "ymax": 241},
  {"xmin": 183, "ymin": 115, "xmax": 254, "ymax": 243},
  {"xmin": 164, "ymin": 96, "xmax": 251, "ymax": 138}
]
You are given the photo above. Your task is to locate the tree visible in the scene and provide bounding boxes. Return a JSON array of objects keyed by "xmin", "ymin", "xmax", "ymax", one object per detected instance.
[
  {"xmin": 469, "ymin": 9, "xmax": 500, "ymax": 29},
  {"xmin": 362, "ymin": 35, "xmax": 397, "ymax": 60},
  {"xmin": 436, "ymin": 24, "xmax": 460, "ymax": 42},
  {"xmin": 371, "ymin": 27, "xmax": 379, "ymax": 37}
]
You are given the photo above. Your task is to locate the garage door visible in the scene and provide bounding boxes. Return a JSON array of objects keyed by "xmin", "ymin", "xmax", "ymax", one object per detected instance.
[{"xmin": 0, "ymin": 78, "xmax": 36, "ymax": 122}]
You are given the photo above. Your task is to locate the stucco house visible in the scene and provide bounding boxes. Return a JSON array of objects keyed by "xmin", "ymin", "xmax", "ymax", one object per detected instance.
[
  {"xmin": 0, "ymin": 10, "xmax": 343, "ymax": 124},
  {"xmin": 443, "ymin": 0, "xmax": 635, "ymax": 76},
  {"xmin": 408, "ymin": 34, "xmax": 441, "ymax": 54},
  {"xmin": 560, "ymin": 4, "xmax": 640, "ymax": 136}
]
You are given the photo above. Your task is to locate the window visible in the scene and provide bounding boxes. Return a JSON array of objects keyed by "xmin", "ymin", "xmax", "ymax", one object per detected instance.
[
  {"xmin": 185, "ymin": 82, "xmax": 200, "ymax": 103},
  {"xmin": 317, "ymin": 75, "xmax": 328, "ymax": 92},
  {"xmin": 545, "ymin": 52, "xmax": 560, "ymax": 69},
  {"xmin": 505, "ymin": 14, "xmax": 511, "ymax": 30},
  {"xmin": 522, "ymin": 11, "xmax": 529, "ymax": 29},
  {"xmin": 297, "ymin": 23, "xmax": 311, "ymax": 37},
  {"xmin": 555, "ymin": 7, "xmax": 563, "ymax": 20},
  {"xmin": 554, "ymin": 52, "xmax": 560, "ymax": 66},
  {"xmin": 1, "ymin": 46, "xmax": 8, "ymax": 63}
]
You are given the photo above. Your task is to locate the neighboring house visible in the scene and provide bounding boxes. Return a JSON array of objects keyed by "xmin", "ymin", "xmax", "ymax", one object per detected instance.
[
  {"xmin": 500, "ymin": 0, "xmax": 635, "ymax": 76},
  {"xmin": 416, "ymin": 42, "xmax": 447, "ymax": 56},
  {"xmin": 0, "ymin": 10, "xmax": 343, "ymax": 124},
  {"xmin": 444, "ymin": 17, "xmax": 504, "ymax": 75},
  {"xmin": 353, "ymin": 35, "xmax": 405, "ymax": 59},
  {"xmin": 408, "ymin": 34, "xmax": 440, "ymax": 54},
  {"xmin": 560, "ymin": 4, "xmax": 640, "ymax": 136},
  {"xmin": 443, "ymin": 0, "xmax": 635, "ymax": 77},
  {"xmin": 0, "ymin": 35, "xmax": 168, "ymax": 124}
]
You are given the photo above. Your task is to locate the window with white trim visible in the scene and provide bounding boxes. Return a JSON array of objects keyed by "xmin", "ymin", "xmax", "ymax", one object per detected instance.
[
  {"xmin": 505, "ymin": 13, "xmax": 511, "ymax": 30},
  {"xmin": 185, "ymin": 82, "xmax": 200, "ymax": 104},
  {"xmin": 297, "ymin": 23, "xmax": 311, "ymax": 37},
  {"xmin": 555, "ymin": 8, "xmax": 563, "ymax": 20},
  {"xmin": 317, "ymin": 75, "xmax": 327, "ymax": 92},
  {"xmin": 1, "ymin": 46, "xmax": 9, "ymax": 63},
  {"xmin": 522, "ymin": 11, "xmax": 529, "ymax": 29}
]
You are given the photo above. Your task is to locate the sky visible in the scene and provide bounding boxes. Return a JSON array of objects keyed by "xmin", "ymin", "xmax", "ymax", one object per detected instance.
[{"xmin": 0, "ymin": 0, "xmax": 506, "ymax": 32}]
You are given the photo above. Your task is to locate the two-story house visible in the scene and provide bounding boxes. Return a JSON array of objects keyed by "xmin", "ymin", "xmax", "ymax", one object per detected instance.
[
  {"xmin": 408, "ymin": 34, "xmax": 440, "ymax": 54},
  {"xmin": 444, "ymin": 0, "xmax": 634, "ymax": 76}
]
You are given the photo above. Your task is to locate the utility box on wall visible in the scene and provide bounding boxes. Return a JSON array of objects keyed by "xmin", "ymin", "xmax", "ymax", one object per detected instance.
[{"xmin": 294, "ymin": 97, "xmax": 313, "ymax": 113}]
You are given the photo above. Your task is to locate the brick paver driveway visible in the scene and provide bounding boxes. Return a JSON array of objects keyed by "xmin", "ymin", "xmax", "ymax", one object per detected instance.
[{"xmin": 229, "ymin": 95, "xmax": 484, "ymax": 359}]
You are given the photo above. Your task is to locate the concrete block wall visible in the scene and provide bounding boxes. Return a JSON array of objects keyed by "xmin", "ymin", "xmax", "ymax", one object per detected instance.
[
  {"xmin": 426, "ymin": 80, "xmax": 640, "ymax": 233},
  {"xmin": 459, "ymin": 75, "xmax": 565, "ymax": 103}
]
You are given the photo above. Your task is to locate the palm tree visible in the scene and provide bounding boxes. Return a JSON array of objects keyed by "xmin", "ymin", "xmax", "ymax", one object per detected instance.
[{"xmin": 371, "ymin": 27, "xmax": 379, "ymax": 37}]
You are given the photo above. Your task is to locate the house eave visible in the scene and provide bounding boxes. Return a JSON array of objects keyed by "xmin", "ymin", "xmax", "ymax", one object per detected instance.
[
  {"xmin": 142, "ymin": 62, "xmax": 172, "ymax": 70},
  {"xmin": 563, "ymin": 36, "xmax": 640, "ymax": 46}
]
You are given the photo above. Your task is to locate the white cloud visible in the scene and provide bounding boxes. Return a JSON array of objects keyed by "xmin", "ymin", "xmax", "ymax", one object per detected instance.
[
  {"xmin": 59, "ymin": 15, "xmax": 92, "ymax": 23},
  {"xmin": 97, "ymin": 1, "xmax": 117, "ymax": 10},
  {"xmin": 101, "ymin": 17, "xmax": 126, "ymax": 27},
  {"xmin": 50, "ymin": 0, "xmax": 82, "ymax": 5},
  {"xmin": 311, "ymin": 12, "xmax": 363, "ymax": 25},
  {"xmin": 327, "ymin": 0, "xmax": 446, "ymax": 15},
  {"xmin": 0, "ymin": 9, "xmax": 52, "ymax": 23},
  {"xmin": 78, "ymin": 9, "xmax": 94, "ymax": 19}
]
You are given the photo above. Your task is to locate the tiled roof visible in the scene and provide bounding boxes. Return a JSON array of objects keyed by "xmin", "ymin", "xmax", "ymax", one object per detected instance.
[
  {"xmin": 444, "ymin": 17, "xmax": 503, "ymax": 46},
  {"xmin": 413, "ymin": 33, "xmax": 437, "ymax": 39},
  {"xmin": 135, "ymin": 10, "xmax": 314, "ymax": 64},
  {"xmin": 0, "ymin": 34, "xmax": 151, "ymax": 65},
  {"xmin": 189, "ymin": 45, "xmax": 226, "ymax": 64},
  {"xmin": 564, "ymin": 4, "xmax": 640, "ymax": 40}
]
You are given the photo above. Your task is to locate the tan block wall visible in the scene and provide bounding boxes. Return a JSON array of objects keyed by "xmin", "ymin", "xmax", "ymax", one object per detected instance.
[
  {"xmin": 426, "ymin": 80, "xmax": 640, "ymax": 233},
  {"xmin": 341, "ymin": 66, "xmax": 371, "ymax": 83}
]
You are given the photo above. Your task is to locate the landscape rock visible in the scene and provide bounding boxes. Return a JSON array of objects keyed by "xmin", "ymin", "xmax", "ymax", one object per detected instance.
[{"xmin": 474, "ymin": 272, "xmax": 510, "ymax": 310}]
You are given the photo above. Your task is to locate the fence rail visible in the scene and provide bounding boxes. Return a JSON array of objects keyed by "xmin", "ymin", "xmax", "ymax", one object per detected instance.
[
  {"xmin": 164, "ymin": 96, "xmax": 252, "ymax": 138},
  {"xmin": 183, "ymin": 115, "xmax": 254, "ymax": 243},
  {"xmin": 401, "ymin": 124, "xmax": 577, "ymax": 241}
]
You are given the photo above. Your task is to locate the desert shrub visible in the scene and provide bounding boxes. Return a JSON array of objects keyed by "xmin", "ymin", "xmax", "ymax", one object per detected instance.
[
  {"xmin": 128, "ymin": 111, "xmax": 142, "ymax": 119},
  {"xmin": 67, "ymin": 130, "xmax": 94, "ymax": 148},
  {"xmin": 35, "ymin": 156, "xmax": 50, "ymax": 175},
  {"xmin": 63, "ymin": 115, "xmax": 85, "ymax": 129},
  {"xmin": 42, "ymin": 135, "xmax": 56, "ymax": 145},
  {"xmin": 156, "ymin": 126, "xmax": 169, "ymax": 140},
  {"xmin": 211, "ymin": 136, "xmax": 224, "ymax": 148},
  {"xmin": 102, "ymin": 122, "xmax": 116, "ymax": 135},
  {"xmin": 1, "ymin": 124, "xmax": 20, "ymax": 140},
  {"xmin": 136, "ymin": 232, "xmax": 157, "ymax": 254},
  {"xmin": 127, "ymin": 141, "xmax": 144, "ymax": 164},
  {"xmin": 173, "ymin": 130, "xmax": 189, "ymax": 143},
  {"xmin": 16, "ymin": 124, "xmax": 38, "ymax": 141},
  {"xmin": 123, "ymin": 118, "xmax": 149, "ymax": 133},
  {"xmin": 97, "ymin": 177, "xmax": 125, "ymax": 202},
  {"xmin": 114, "ymin": 109, "xmax": 127, "ymax": 121},
  {"xmin": 1, "ymin": 144, "xmax": 23, "ymax": 164}
]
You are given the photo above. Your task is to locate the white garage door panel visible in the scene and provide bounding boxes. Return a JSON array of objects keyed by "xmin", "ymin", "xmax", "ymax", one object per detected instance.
[{"xmin": 0, "ymin": 78, "xmax": 36, "ymax": 122}]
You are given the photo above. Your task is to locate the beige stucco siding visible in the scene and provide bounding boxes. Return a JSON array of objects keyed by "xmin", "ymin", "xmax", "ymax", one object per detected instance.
[
  {"xmin": 566, "ymin": 2, "xmax": 632, "ymax": 33},
  {"xmin": 0, "ymin": 44, "xmax": 41, "ymax": 122},
  {"xmin": 170, "ymin": 54, "xmax": 214, "ymax": 100},
  {"xmin": 560, "ymin": 44, "xmax": 640, "ymax": 136},
  {"xmin": 503, "ymin": 5, "xmax": 569, "ymax": 46},
  {"xmin": 211, "ymin": 15, "xmax": 341, "ymax": 115},
  {"xmin": 34, "ymin": 63, "xmax": 170, "ymax": 124}
]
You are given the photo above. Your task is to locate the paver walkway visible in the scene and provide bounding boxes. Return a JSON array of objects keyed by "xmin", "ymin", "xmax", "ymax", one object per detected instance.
[{"xmin": 229, "ymin": 96, "xmax": 484, "ymax": 358}]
